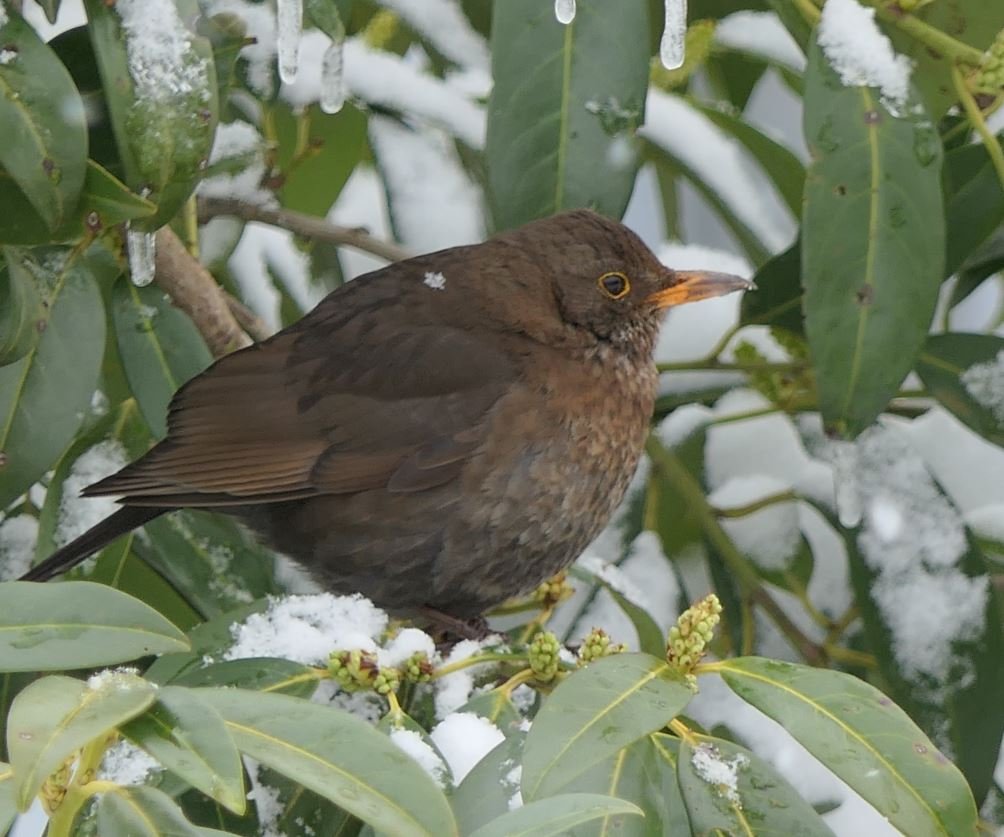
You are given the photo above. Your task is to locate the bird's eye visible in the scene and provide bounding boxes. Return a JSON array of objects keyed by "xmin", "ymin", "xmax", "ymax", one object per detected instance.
[{"xmin": 597, "ymin": 271, "xmax": 630, "ymax": 299}]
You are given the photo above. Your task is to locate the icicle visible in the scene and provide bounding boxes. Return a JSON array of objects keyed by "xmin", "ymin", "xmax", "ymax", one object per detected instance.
[
  {"xmin": 320, "ymin": 35, "xmax": 345, "ymax": 114},
  {"xmin": 276, "ymin": 0, "xmax": 303, "ymax": 84},
  {"xmin": 554, "ymin": 0, "xmax": 576, "ymax": 25},
  {"xmin": 830, "ymin": 440, "xmax": 862, "ymax": 527},
  {"xmin": 126, "ymin": 227, "xmax": 156, "ymax": 287},
  {"xmin": 660, "ymin": 0, "xmax": 687, "ymax": 70}
]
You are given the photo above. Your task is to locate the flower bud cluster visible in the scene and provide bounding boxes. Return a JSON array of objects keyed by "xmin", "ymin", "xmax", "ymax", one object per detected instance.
[
  {"xmin": 666, "ymin": 594, "xmax": 722, "ymax": 680},
  {"xmin": 577, "ymin": 628, "xmax": 627, "ymax": 665}
]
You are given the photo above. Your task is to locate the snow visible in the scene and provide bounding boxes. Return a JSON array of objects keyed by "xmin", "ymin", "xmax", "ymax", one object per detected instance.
[
  {"xmin": 642, "ymin": 91, "xmax": 794, "ymax": 253},
  {"xmin": 434, "ymin": 637, "xmax": 501, "ymax": 719},
  {"xmin": 660, "ymin": 0, "xmax": 687, "ymax": 71},
  {"xmin": 656, "ymin": 403, "xmax": 713, "ymax": 448},
  {"xmin": 276, "ymin": 0, "xmax": 303, "ymax": 84},
  {"xmin": 54, "ymin": 441, "xmax": 128, "ymax": 548},
  {"xmin": 87, "ymin": 667, "xmax": 141, "ymax": 691},
  {"xmin": 282, "ymin": 34, "xmax": 486, "ymax": 149},
  {"xmin": 389, "ymin": 729, "xmax": 449, "ymax": 787},
  {"xmin": 0, "ymin": 7, "xmax": 7, "ymax": 29},
  {"xmin": 423, "ymin": 271, "xmax": 447, "ymax": 290},
  {"xmin": 554, "ymin": 0, "xmax": 576, "ymax": 25},
  {"xmin": 817, "ymin": 0, "xmax": 912, "ymax": 112},
  {"xmin": 709, "ymin": 475, "xmax": 800, "ymax": 571},
  {"xmin": 328, "ymin": 167, "xmax": 394, "ymax": 280},
  {"xmin": 690, "ymin": 742, "xmax": 748, "ymax": 804},
  {"xmin": 115, "ymin": 0, "xmax": 209, "ymax": 101},
  {"xmin": 823, "ymin": 424, "xmax": 989, "ymax": 684},
  {"xmin": 960, "ymin": 350, "xmax": 1004, "ymax": 422},
  {"xmin": 244, "ymin": 758, "xmax": 283, "ymax": 837},
  {"xmin": 198, "ymin": 120, "xmax": 271, "ymax": 205},
  {"xmin": 0, "ymin": 49, "xmax": 16, "ymax": 65},
  {"xmin": 206, "ymin": 0, "xmax": 278, "ymax": 96},
  {"xmin": 223, "ymin": 593, "xmax": 388, "ymax": 665},
  {"xmin": 0, "ymin": 515, "xmax": 39, "ymax": 581},
  {"xmin": 381, "ymin": 627, "xmax": 437, "ymax": 668},
  {"xmin": 369, "ymin": 117, "xmax": 485, "ymax": 250},
  {"xmin": 966, "ymin": 504, "xmax": 1004, "ymax": 543},
  {"xmin": 504, "ymin": 763, "xmax": 523, "ymax": 809},
  {"xmin": 98, "ymin": 740, "xmax": 161, "ymax": 786},
  {"xmin": 429, "ymin": 712, "xmax": 504, "ymax": 783},
  {"xmin": 714, "ymin": 11, "xmax": 806, "ymax": 72},
  {"xmin": 126, "ymin": 229, "xmax": 156, "ymax": 288},
  {"xmin": 380, "ymin": 0, "xmax": 489, "ymax": 70}
]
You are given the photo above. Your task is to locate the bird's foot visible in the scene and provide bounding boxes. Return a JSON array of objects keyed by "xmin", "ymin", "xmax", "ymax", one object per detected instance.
[{"xmin": 418, "ymin": 607, "xmax": 491, "ymax": 643}]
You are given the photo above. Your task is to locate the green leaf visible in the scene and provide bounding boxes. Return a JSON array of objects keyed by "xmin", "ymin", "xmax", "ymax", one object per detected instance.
[
  {"xmin": 801, "ymin": 38, "xmax": 944, "ymax": 438},
  {"xmin": 0, "ymin": 581, "xmax": 190, "ymax": 672},
  {"xmin": 0, "ymin": 249, "xmax": 43, "ymax": 366},
  {"xmin": 0, "ymin": 10, "xmax": 87, "ymax": 236},
  {"xmin": 468, "ymin": 793, "xmax": 643, "ymax": 837},
  {"xmin": 0, "ymin": 762, "xmax": 16, "ymax": 835},
  {"xmin": 272, "ymin": 102, "xmax": 368, "ymax": 217},
  {"xmin": 84, "ymin": 0, "xmax": 218, "ymax": 228},
  {"xmin": 98, "ymin": 785, "xmax": 203, "ymax": 837},
  {"xmin": 916, "ymin": 334, "xmax": 1004, "ymax": 447},
  {"xmin": 122, "ymin": 685, "xmax": 245, "ymax": 815},
  {"xmin": 677, "ymin": 733, "xmax": 835, "ymax": 835},
  {"xmin": 170, "ymin": 658, "xmax": 321, "ymax": 699},
  {"xmin": 138, "ymin": 511, "xmax": 279, "ymax": 618},
  {"xmin": 557, "ymin": 736, "xmax": 680, "ymax": 837},
  {"xmin": 740, "ymin": 239, "xmax": 803, "ymax": 334},
  {"xmin": 890, "ymin": 2, "xmax": 1004, "ymax": 119},
  {"xmin": 943, "ymin": 133, "xmax": 1004, "ymax": 278},
  {"xmin": 194, "ymin": 688, "xmax": 459, "ymax": 837},
  {"xmin": 112, "ymin": 276, "xmax": 213, "ymax": 439},
  {"xmin": 696, "ymin": 102, "xmax": 805, "ymax": 216},
  {"xmin": 452, "ymin": 735, "xmax": 526, "ymax": 835},
  {"xmin": 521, "ymin": 653, "xmax": 693, "ymax": 800},
  {"xmin": 717, "ymin": 657, "xmax": 979, "ymax": 837},
  {"xmin": 648, "ymin": 733, "xmax": 695, "ymax": 834},
  {"xmin": 0, "ymin": 250, "xmax": 104, "ymax": 509},
  {"xmin": 486, "ymin": 0, "xmax": 649, "ymax": 229},
  {"xmin": 7, "ymin": 672, "xmax": 156, "ymax": 809}
]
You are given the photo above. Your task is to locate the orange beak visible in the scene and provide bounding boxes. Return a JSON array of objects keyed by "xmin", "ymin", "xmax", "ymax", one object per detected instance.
[{"xmin": 645, "ymin": 270, "xmax": 755, "ymax": 310}]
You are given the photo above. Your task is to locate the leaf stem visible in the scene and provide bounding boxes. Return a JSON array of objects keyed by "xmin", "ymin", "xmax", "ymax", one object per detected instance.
[
  {"xmin": 712, "ymin": 490, "xmax": 798, "ymax": 518},
  {"xmin": 952, "ymin": 64, "xmax": 1004, "ymax": 192},
  {"xmin": 431, "ymin": 652, "xmax": 525, "ymax": 679},
  {"xmin": 869, "ymin": 2, "xmax": 985, "ymax": 66},
  {"xmin": 645, "ymin": 435, "xmax": 827, "ymax": 666}
]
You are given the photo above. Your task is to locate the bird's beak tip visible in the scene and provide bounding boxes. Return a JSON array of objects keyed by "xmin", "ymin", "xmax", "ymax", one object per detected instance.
[{"xmin": 646, "ymin": 269, "xmax": 756, "ymax": 309}]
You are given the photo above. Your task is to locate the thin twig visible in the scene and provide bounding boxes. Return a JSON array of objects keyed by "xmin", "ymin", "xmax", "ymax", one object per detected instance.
[
  {"xmin": 953, "ymin": 64, "xmax": 1004, "ymax": 192},
  {"xmin": 224, "ymin": 292, "xmax": 273, "ymax": 341},
  {"xmin": 154, "ymin": 227, "xmax": 252, "ymax": 357},
  {"xmin": 198, "ymin": 197, "xmax": 413, "ymax": 263}
]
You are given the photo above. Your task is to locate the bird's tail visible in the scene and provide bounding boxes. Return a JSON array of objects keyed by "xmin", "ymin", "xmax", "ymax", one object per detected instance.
[{"xmin": 19, "ymin": 506, "xmax": 165, "ymax": 582}]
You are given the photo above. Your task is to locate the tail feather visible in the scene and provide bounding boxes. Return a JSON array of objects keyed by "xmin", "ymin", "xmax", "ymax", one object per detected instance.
[{"xmin": 20, "ymin": 506, "xmax": 165, "ymax": 582}]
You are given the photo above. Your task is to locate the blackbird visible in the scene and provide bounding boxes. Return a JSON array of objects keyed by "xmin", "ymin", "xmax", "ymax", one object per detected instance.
[{"xmin": 22, "ymin": 210, "xmax": 751, "ymax": 625}]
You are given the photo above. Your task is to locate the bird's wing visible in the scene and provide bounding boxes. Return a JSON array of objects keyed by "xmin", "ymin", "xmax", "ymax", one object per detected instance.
[{"xmin": 88, "ymin": 286, "xmax": 516, "ymax": 506}]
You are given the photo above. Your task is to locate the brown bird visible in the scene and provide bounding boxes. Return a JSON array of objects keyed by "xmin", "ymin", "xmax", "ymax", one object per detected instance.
[{"xmin": 22, "ymin": 210, "xmax": 751, "ymax": 629}]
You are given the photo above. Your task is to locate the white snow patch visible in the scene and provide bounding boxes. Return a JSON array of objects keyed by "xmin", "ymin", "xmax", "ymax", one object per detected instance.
[
  {"xmin": 380, "ymin": 627, "xmax": 437, "ymax": 668},
  {"xmin": 691, "ymin": 742, "xmax": 748, "ymax": 804},
  {"xmin": 328, "ymin": 166, "xmax": 394, "ymax": 280},
  {"xmin": 429, "ymin": 712, "xmax": 504, "ymax": 783},
  {"xmin": 818, "ymin": 0, "xmax": 912, "ymax": 111},
  {"xmin": 0, "ymin": 49, "xmax": 16, "ymax": 65},
  {"xmin": 642, "ymin": 91, "xmax": 794, "ymax": 252},
  {"xmin": 709, "ymin": 475, "xmax": 799, "ymax": 571},
  {"xmin": 198, "ymin": 120, "xmax": 271, "ymax": 205},
  {"xmin": 380, "ymin": 0, "xmax": 489, "ymax": 69},
  {"xmin": 98, "ymin": 739, "xmax": 161, "ymax": 787},
  {"xmin": 370, "ymin": 116, "xmax": 484, "ymax": 251},
  {"xmin": 434, "ymin": 637, "xmax": 501, "ymax": 719},
  {"xmin": 715, "ymin": 11, "xmax": 805, "ymax": 71},
  {"xmin": 0, "ymin": 515, "xmax": 39, "ymax": 581},
  {"xmin": 0, "ymin": 7, "xmax": 8, "ymax": 29},
  {"xmin": 224, "ymin": 593, "xmax": 388, "ymax": 665},
  {"xmin": 282, "ymin": 34, "xmax": 485, "ymax": 148},
  {"xmin": 504, "ymin": 763, "xmax": 523, "ymax": 810},
  {"xmin": 244, "ymin": 758, "xmax": 283, "ymax": 837},
  {"xmin": 54, "ymin": 441, "xmax": 128, "ymax": 548},
  {"xmin": 960, "ymin": 350, "xmax": 1004, "ymax": 422},
  {"xmin": 656, "ymin": 404, "xmax": 713, "ymax": 448},
  {"xmin": 206, "ymin": 0, "xmax": 278, "ymax": 96},
  {"xmin": 966, "ymin": 504, "xmax": 1004, "ymax": 543},
  {"xmin": 390, "ymin": 729, "xmax": 449, "ymax": 787},
  {"xmin": 423, "ymin": 271, "xmax": 447, "ymax": 290}
]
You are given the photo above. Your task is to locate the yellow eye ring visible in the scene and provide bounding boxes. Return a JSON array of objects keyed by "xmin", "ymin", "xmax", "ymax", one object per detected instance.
[{"xmin": 598, "ymin": 271, "xmax": 630, "ymax": 299}]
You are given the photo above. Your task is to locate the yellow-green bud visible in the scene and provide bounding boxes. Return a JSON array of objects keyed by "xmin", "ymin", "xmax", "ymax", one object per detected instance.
[
  {"xmin": 666, "ymin": 594, "xmax": 721, "ymax": 677},
  {"xmin": 532, "ymin": 570, "xmax": 575, "ymax": 607},
  {"xmin": 402, "ymin": 651, "xmax": 434, "ymax": 683},
  {"xmin": 529, "ymin": 631, "xmax": 562, "ymax": 682},
  {"xmin": 328, "ymin": 649, "xmax": 380, "ymax": 692},
  {"xmin": 578, "ymin": 628, "xmax": 627, "ymax": 665}
]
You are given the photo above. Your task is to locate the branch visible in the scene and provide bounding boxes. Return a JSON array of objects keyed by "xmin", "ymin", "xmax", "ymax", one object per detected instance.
[
  {"xmin": 154, "ymin": 227, "xmax": 252, "ymax": 357},
  {"xmin": 198, "ymin": 197, "xmax": 413, "ymax": 263}
]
